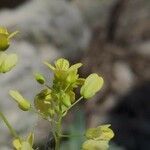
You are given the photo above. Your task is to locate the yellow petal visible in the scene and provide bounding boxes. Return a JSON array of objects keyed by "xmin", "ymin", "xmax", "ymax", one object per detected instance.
[
  {"xmin": 55, "ymin": 58, "xmax": 69, "ymax": 70},
  {"xmin": 80, "ymin": 73, "xmax": 104, "ymax": 99},
  {"xmin": 13, "ymin": 139, "xmax": 22, "ymax": 150},
  {"xmin": 82, "ymin": 139, "xmax": 109, "ymax": 150}
]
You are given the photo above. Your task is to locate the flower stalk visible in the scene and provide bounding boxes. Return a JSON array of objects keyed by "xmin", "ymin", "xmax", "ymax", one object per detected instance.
[{"xmin": 0, "ymin": 111, "xmax": 18, "ymax": 138}]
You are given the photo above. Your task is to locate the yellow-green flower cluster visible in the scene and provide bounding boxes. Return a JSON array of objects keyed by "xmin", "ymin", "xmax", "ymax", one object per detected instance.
[
  {"xmin": 34, "ymin": 58, "xmax": 85, "ymax": 118},
  {"xmin": 82, "ymin": 124, "xmax": 114, "ymax": 150},
  {"xmin": 9, "ymin": 58, "xmax": 104, "ymax": 120}
]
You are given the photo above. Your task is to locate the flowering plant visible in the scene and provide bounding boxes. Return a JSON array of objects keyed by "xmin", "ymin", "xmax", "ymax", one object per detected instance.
[{"xmin": 0, "ymin": 27, "xmax": 114, "ymax": 150}]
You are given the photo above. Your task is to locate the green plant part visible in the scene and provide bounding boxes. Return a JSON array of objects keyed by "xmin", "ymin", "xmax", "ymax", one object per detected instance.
[
  {"xmin": 82, "ymin": 124, "xmax": 114, "ymax": 150},
  {"xmin": 2, "ymin": 54, "xmax": 114, "ymax": 150},
  {"xmin": 34, "ymin": 72, "xmax": 46, "ymax": 84},
  {"xmin": 0, "ymin": 27, "xmax": 34, "ymax": 150},
  {"xmin": 13, "ymin": 132, "xmax": 34, "ymax": 150},
  {"xmin": 0, "ymin": 27, "xmax": 19, "ymax": 51},
  {"xmin": 33, "ymin": 58, "xmax": 105, "ymax": 149},
  {"xmin": 82, "ymin": 139, "xmax": 109, "ymax": 150},
  {"xmin": 9, "ymin": 90, "xmax": 31, "ymax": 111},
  {"xmin": 0, "ymin": 27, "xmax": 18, "ymax": 73},
  {"xmin": 80, "ymin": 73, "xmax": 104, "ymax": 99},
  {"xmin": 0, "ymin": 52, "xmax": 18, "ymax": 73}
]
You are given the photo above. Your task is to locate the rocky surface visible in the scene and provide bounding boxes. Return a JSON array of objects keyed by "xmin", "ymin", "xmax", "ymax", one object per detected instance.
[{"xmin": 81, "ymin": 0, "xmax": 150, "ymax": 149}]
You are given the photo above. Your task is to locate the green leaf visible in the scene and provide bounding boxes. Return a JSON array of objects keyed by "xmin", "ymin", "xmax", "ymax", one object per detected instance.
[
  {"xmin": 82, "ymin": 139, "xmax": 109, "ymax": 150},
  {"xmin": 34, "ymin": 72, "xmax": 45, "ymax": 84},
  {"xmin": 9, "ymin": 90, "xmax": 31, "ymax": 111},
  {"xmin": 0, "ymin": 53, "xmax": 18, "ymax": 73},
  {"xmin": 80, "ymin": 73, "xmax": 104, "ymax": 99}
]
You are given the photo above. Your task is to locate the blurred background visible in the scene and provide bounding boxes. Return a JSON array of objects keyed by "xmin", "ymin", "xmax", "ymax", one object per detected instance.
[{"xmin": 0, "ymin": 0, "xmax": 150, "ymax": 149}]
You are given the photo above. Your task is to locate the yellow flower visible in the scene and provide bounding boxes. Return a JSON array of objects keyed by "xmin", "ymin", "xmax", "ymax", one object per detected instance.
[
  {"xmin": 13, "ymin": 133, "xmax": 34, "ymax": 150},
  {"xmin": 0, "ymin": 52, "xmax": 18, "ymax": 73},
  {"xmin": 82, "ymin": 124, "xmax": 114, "ymax": 150}
]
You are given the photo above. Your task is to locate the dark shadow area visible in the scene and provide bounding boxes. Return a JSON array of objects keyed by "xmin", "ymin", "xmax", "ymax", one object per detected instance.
[
  {"xmin": 109, "ymin": 81, "xmax": 150, "ymax": 150},
  {"xmin": 0, "ymin": 0, "xmax": 29, "ymax": 9}
]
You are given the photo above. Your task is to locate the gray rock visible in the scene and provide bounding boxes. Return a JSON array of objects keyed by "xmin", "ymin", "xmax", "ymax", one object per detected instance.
[
  {"xmin": 112, "ymin": 62, "xmax": 135, "ymax": 94},
  {"xmin": 0, "ymin": 0, "xmax": 90, "ymax": 55}
]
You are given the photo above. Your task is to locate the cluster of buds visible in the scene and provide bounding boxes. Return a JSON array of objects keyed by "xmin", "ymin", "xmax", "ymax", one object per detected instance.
[
  {"xmin": 0, "ymin": 27, "xmax": 18, "ymax": 73},
  {"xmin": 35, "ymin": 58, "xmax": 85, "ymax": 119},
  {"xmin": 10, "ymin": 58, "xmax": 103, "ymax": 121}
]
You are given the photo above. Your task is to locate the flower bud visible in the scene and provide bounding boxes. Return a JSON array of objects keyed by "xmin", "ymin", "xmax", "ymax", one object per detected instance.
[
  {"xmin": 34, "ymin": 72, "xmax": 45, "ymax": 84},
  {"xmin": 61, "ymin": 93, "xmax": 71, "ymax": 107},
  {"xmin": 9, "ymin": 90, "xmax": 31, "ymax": 111},
  {"xmin": 0, "ymin": 27, "xmax": 18, "ymax": 51}
]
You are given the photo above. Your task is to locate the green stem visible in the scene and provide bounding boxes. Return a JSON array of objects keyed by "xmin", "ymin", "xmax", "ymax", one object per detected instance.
[
  {"xmin": 60, "ymin": 133, "xmax": 84, "ymax": 138},
  {"xmin": 55, "ymin": 117, "xmax": 62, "ymax": 150},
  {"xmin": 0, "ymin": 111, "xmax": 18, "ymax": 138},
  {"xmin": 8, "ymin": 31, "xmax": 19, "ymax": 39},
  {"xmin": 65, "ymin": 96, "xmax": 83, "ymax": 113},
  {"xmin": 64, "ymin": 84, "xmax": 71, "ymax": 92}
]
